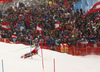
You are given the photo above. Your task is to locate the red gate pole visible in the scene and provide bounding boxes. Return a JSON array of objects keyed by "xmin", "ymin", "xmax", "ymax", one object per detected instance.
[
  {"xmin": 54, "ymin": 59, "xmax": 55, "ymax": 72},
  {"xmin": 40, "ymin": 40, "xmax": 44, "ymax": 71}
]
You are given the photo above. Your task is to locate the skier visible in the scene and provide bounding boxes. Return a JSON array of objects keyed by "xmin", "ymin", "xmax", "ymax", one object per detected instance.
[{"xmin": 21, "ymin": 43, "xmax": 40, "ymax": 59}]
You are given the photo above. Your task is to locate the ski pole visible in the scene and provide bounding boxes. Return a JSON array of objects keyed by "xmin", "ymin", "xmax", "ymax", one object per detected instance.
[
  {"xmin": 16, "ymin": 47, "xmax": 30, "ymax": 51},
  {"xmin": 16, "ymin": 45, "xmax": 34, "ymax": 51}
]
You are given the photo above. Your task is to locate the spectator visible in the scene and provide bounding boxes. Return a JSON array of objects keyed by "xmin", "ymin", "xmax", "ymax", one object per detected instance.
[{"xmin": 0, "ymin": 0, "xmax": 99, "ymax": 47}]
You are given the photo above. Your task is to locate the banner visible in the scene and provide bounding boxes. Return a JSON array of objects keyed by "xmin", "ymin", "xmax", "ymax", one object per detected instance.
[
  {"xmin": 0, "ymin": 0, "xmax": 14, "ymax": 3},
  {"xmin": 37, "ymin": 23, "xmax": 42, "ymax": 34},
  {"xmin": 60, "ymin": 43, "xmax": 68, "ymax": 53},
  {"xmin": 87, "ymin": 2, "xmax": 100, "ymax": 14},
  {"xmin": 94, "ymin": 14, "xmax": 100, "ymax": 22},
  {"xmin": 12, "ymin": 34, "xmax": 17, "ymax": 39},
  {"xmin": 0, "ymin": 23, "xmax": 11, "ymax": 30},
  {"xmin": 73, "ymin": 0, "xmax": 99, "ymax": 12},
  {"xmin": 54, "ymin": 22, "xmax": 59, "ymax": 29}
]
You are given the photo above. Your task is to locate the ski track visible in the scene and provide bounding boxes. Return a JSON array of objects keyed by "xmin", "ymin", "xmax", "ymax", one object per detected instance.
[{"xmin": 0, "ymin": 42, "xmax": 100, "ymax": 72}]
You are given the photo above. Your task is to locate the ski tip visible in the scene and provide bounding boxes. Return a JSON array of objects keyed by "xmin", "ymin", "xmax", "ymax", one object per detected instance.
[
  {"xmin": 21, "ymin": 56, "xmax": 23, "ymax": 58},
  {"xmin": 24, "ymin": 56, "xmax": 28, "ymax": 59}
]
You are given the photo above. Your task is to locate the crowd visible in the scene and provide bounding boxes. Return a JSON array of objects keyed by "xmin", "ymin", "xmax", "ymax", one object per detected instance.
[{"xmin": 0, "ymin": 0, "xmax": 100, "ymax": 48}]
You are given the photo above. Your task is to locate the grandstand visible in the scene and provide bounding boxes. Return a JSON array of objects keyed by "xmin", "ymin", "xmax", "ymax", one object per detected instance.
[{"xmin": 0, "ymin": 0, "xmax": 100, "ymax": 56}]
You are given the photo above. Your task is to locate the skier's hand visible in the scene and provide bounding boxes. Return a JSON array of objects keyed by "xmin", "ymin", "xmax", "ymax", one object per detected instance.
[
  {"xmin": 35, "ymin": 53, "xmax": 38, "ymax": 55},
  {"xmin": 31, "ymin": 45, "xmax": 34, "ymax": 47}
]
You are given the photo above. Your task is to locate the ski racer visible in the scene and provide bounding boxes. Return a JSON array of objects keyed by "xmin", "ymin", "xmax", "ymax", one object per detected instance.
[{"xmin": 21, "ymin": 43, "xmax": 40, "ymax": 59}]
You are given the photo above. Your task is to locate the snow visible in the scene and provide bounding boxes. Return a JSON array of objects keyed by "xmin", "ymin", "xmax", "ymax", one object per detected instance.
[{"xmin": 0, "ymin": 42, "xmax": 100, "ymax": 72}]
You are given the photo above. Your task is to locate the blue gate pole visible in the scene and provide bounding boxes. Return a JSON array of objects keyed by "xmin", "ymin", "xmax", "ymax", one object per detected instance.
[{"xmin": 2, "ymin": 60, "xmax": 4, "ymax": 72}]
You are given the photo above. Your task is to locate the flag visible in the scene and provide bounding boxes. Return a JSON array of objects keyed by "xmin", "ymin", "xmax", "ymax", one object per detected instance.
[
  {"xmin": 81, "ymin": 0, "xmax": 88, "ymax": 6},
  {"xmin": 12, "ymin": 34, "xmax": 17, "ymax": 39},
  {"xmin": 81, "ymin": 0, "xmax": 88, "ymax": 11},
  {"xmin": 0, "ymin": 0, "xmax": 14, "ymax": 3},
  {"xmin": 87, "ymin": 2, "xmax": 100, "ymax": 14},
  {"xmin": 84, "ymin": 0, "xmax": 88, "ymax": 6},
  {"xmin": 94, "ymin": 15, "xmax": 100, "ymax": 22},
  {"xmin": 0, "ymin": 23, "xmax": 11, "ymax": 30},
  {"xmin": 19, "ymin": 14, "xmax": 23, "ymax": 17},
  {"xmin": 54, "ymin": 22, "xmax": 59, "ymax": 29},
  {"xmin": 37, "ymin": 23, "xmax": 42, "ymax": 34}
]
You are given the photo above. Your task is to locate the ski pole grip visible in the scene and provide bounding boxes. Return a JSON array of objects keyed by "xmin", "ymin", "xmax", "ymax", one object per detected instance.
[{"xmin": 31, "ymin": 45, "xmax": 34, "ymax": 47}]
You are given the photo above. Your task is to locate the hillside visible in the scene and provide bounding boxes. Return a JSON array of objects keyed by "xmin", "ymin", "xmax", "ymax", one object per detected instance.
[{"xmin": 0, "ymin": 42, "xmax": 100, "ymax": 72}]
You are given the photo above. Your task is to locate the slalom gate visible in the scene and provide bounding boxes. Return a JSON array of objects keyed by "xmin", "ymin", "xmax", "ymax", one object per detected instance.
[{"xmin": 0, "ymin": 38, "xmax": 100, "ymax": 56}]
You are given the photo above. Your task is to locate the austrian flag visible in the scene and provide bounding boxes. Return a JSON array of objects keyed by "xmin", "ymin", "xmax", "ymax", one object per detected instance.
[
  {"xmin": 0, "ymin": 0, "xmax": 14, "ymax": 3},
  {"xmin": 54, "ymin": 22, "xmax": 59, "ymax": 29},
  {"xmin": 12, "ymin": 34, "xmax": 17, "ymax": 39},
  {"xmin": 0, "ymin": 23, "xmax": 11, "ymax": 30},
  {"xmin": 37, "ymin": 23, "xmax": 42, "ymax": 34},
  {"xmin": 87, "ymin": 2, "xmax": 100, "ymax": 14}
]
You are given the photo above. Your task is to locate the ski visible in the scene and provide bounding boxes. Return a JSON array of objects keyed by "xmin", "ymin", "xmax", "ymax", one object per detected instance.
[
  {"xmin": 21, "ymin": 54, "xmax": 47, "ymax": 60},
  {"xmin": 21, "ymin": 53, "xmax": 33, "ymax": 59}
]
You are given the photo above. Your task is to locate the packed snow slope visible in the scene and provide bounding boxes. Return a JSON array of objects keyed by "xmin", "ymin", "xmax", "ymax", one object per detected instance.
[{"xmin": 0, "ymin": 42, "xmax": 100, "ymax": 72}]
